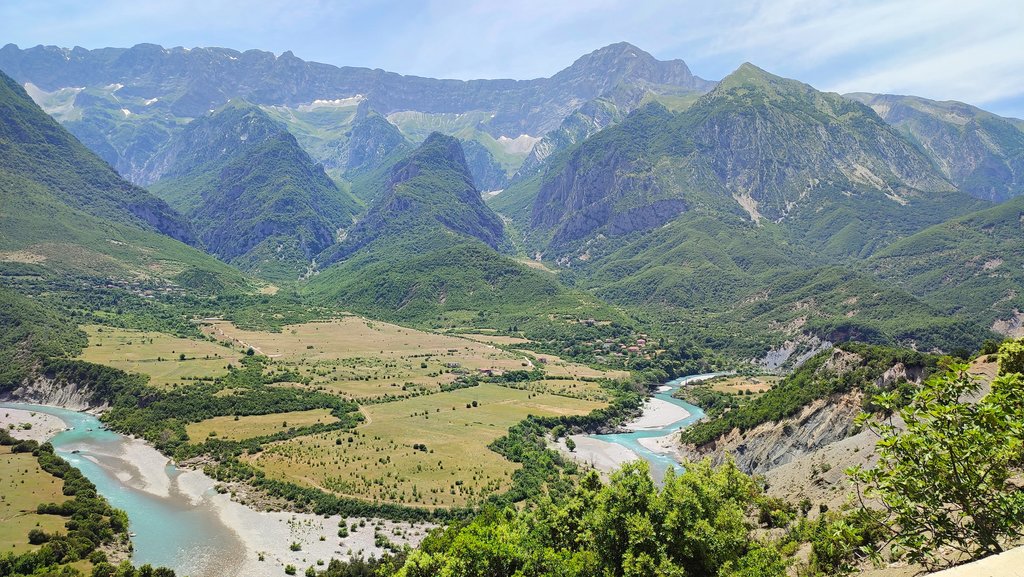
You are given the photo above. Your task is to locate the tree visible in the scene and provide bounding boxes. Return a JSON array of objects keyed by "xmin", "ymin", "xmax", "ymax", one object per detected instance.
[
  {"xmin": 997, "ymin": 338, "xmax": 1024, "ymax": 376},
  {"xmin": 850, "ymin": 362, "xmax": 1024, "ymax": 568},
  {"xmin": 565, "ymin": 437, "xmax": 577, "ymax": 452}
]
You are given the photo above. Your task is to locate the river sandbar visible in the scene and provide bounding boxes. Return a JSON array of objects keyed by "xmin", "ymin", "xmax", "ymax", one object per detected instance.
[
  {"xmin": 625, "ymin": 398, "xmax": 691, "ymax": 431},
  {"xmin": 0, "ymin": 407, "xmax": 67, "ymax": 442},
  {"xmin": 558, "ymin": 435, "xmax": 641, "ymax": 474}
]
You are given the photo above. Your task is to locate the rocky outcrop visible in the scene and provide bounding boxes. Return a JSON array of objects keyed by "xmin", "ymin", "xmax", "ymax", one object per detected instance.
[
  {"xmin": 682, "ymin": 347, "xmax": 931, "ymax": 476},
  {"xmin": 680, "ymin": 390, "xmax": 866, "ymax": 475},
  {"xmin": 756, "ymin": 336, "xmax": 832, "ymax": 371}
]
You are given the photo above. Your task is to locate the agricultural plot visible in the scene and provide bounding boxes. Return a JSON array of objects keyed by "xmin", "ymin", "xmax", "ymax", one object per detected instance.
[
  {"xmin": 78, "ymin": 325, "xmax": 238, "ymax": 389},
  {"xmin": 512, "ymin": 378, "xmax": 611, "ymax": 402},
  {"xmin": 249, "ymin": 384, "xmax": 606, "ymax": 509},
  {"xmin": 709, "ymin": 375, "xmax": 780, "ymax": 395},
  {"xmin": 517, "ymin": 350, "xmax": 630, "ymax": 381},
  {"xmin": 0, "ymin": 446, "xmax": 68, "ymax": 554},
  {"xmin": 453, "ymin": 333, "xmax": 533, "ymax": 346},
  {"xmin": 203, "ymin": 318, "xmax": 618, "ymax": 401},
  {"xmin": 185, "ymin": 408, "xmax": 339, "ymax": 442}
]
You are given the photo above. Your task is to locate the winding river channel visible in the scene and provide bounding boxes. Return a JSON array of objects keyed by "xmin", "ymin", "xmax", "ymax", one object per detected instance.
[
  {"xmin": 590, "ymin": 372, "xmax": 731, "ymax": 481},
  {"xmin": 0, "ymin": 402, "xmax": 247, "ymax": 576},
  {"xmin": 1, "ymin": 373, "xmax": 728, "ymax": 572}
]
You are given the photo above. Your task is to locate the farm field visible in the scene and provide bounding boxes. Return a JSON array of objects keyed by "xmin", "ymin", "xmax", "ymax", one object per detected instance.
[
  {"xmin": 249, "ymin": 384, "xmax": 607, "ymax": 508},
  {"xmin": 202, "ymin": 318, "xmax": 621, "ymax": 401},
  {"xmin": 0, "ymin": 446, "xmax": 69, "ymax": 555},
  {"xmin": 78, "ymin": 325, "xmax": 238, "ymax": 389},
  {"xmin": 453, "ymin": 333, "xmax": 533, "ymax": 346},
  {"xmin": 516, "ymin": 378, "xmax": 611, "ymax": 401},
  {"xmin": 185, "ymin": 408, "xmax": 339, "ymax": 442},
  {"xmin": 517, "ymin": 350, "xmax": 631, "ymax": 381},
  {"xmin": 709, "ymin": 375, "xmax": 780, "ymax": 395}
]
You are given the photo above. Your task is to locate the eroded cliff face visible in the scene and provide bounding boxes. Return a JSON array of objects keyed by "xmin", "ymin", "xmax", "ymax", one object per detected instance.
[
  {"xmin": 2, "ymin": 375, "xmax": 107, "ymax": 412},
  {"xmin": 680, "ymin": 389, "xmax": 866, "ymax": 475},
  {"xmin": 681, "ymin": 348, "xmax": 928, "ymax": 476}
]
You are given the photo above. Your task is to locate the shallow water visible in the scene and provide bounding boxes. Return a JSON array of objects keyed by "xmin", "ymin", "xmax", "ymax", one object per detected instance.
[
  {"xmin": 590, "ymin": 372, "xmax": 730, "ymax": 481},
  {"xmin": 0, "ymin": 402, "xmax": 246, "ymax": 576}
]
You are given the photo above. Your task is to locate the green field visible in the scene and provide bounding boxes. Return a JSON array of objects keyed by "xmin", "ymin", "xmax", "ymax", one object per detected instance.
[
  {"xmin": 0, "ymin": 446, "xmax": 68, "ymax": 555},
  {"xmin": 186, "ymin": 408, "xmax": 339, "ymax": 441},
  {"xmin": 203, "ymin": 318, "xmax": 618, "ymax": 401},
  {"xmin": 250, "ymin": 384, "xmax": 606, "ymax": 508},
  {"xmin": 78, "ymin": 325, "xmax": 239, "ymax": 389}
]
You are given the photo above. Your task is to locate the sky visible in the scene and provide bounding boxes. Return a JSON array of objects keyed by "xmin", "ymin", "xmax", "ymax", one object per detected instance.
[{"xmin": 2, "ymin": 0, "xmax": 1022, "ymax": 118}]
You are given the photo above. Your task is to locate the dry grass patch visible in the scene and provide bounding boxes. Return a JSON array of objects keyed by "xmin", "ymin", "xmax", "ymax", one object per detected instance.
[
  {"xmin": 454, "ymin": 333, "xmax": 533, "ymax": 346},
  {"xmin": 186, "ymin": 408, "xmax": 339, "ymax": 442},
  {"xmin": 518, "ymin": 350, "xmax": 630, "ymax": 381},
  {"xmin": 249, "ymin": 384, "xmax": 606, "ymax": 509},
  {"xmin": 709, "ymin": 375, "xmax": 780, "ymax": 395},
  {"xmin": 203, "ymin": 318, "xmax": 531, "ymax": 400},
  {"xmin": 0, "ymin": 446, "xmax": 68, "ymax": 555},
  {"xmin": 78, "ymin": 325, "xmax": 238, "ymax": 389},
  {"xmin": 522, "ymin": 379, "xmax": 611, "ymax": 402}
]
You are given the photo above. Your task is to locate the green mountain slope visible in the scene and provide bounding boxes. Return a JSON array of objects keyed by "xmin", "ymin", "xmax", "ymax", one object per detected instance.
[
  {"xmin": 148, "ymin": 102, "xmax": 361, "ymax": 280},
  {"xmin": 321, "ymin": 133, "xmax": 507, "ymax": 263},
  {"xmin": 0, "ymin": 287, "xmax": 86, "ymax": 388},
  {"xmin": 579, "ymin": 212, "xmax": 986, "ymax": 356},
  {"xmin": 308, "ymin": 133, "xmax": 623, "ymax": 332},
  {"xmin": 518, "ymin": 64, "xmax": 983, "ymax": 261},
  {"xmin": 0, "ymin": 70, "xmax": 249, "ymax": 290},
  {"xmin": 847, "ymin": 92, "xmax": 1024, "ymax": 202},
  {"xmin": 489, "ymin": 64, "xmax": 994, "ymax": 355},
  {"xmin": 868, "ymin": 195, "xmax": 1024, "ymax": 333},
  {"xmin": 0, "ymin": 71, "xmax": 195, "ymax": 243}
]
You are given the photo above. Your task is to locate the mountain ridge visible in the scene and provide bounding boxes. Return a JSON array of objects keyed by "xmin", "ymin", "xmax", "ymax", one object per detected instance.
[{"xmin": 147, "ymin": 101, "xmax": 360, "ymax": 280}]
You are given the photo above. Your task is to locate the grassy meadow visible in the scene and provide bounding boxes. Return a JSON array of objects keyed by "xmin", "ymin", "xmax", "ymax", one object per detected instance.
[
  {"xmin": 0, "ymin": 446, "xmax": 68, "ymax": 555},
  {"xmin": 201, "ymin": 317, "xmax": 618, "ymax": 401},
  {"xmin": 78, "ymin": 325, "xmax": 238, "ymax": 389},
  {"xmin": 185, "ymin": 408, "xmax": 339, "ymax": 441},
  {"xmin": 709, "ymin": 375, "xmax": 780, "ymax": 396},
  {"xmin": 72, "ymin": 316, "xmax": 624, "ymax": 510},
  {"xmin": 249, "ymin": 383, "xmax": 606, "ymax": 508}
]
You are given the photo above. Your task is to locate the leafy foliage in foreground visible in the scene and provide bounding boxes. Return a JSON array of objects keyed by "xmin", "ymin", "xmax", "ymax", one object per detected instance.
[
  {"xmin": 393, "ymin": 460, "xmax": 787, "ymax": 577},
  {"xmin": 851, "ymin": 354, "xmax": 1024, "ymax": 568}
]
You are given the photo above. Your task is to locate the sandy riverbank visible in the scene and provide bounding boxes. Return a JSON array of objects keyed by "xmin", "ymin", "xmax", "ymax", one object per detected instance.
[
  {"xmin": 637, "ymin": 432, "xmax": 683, "ymax": 460},
  {"xmin": 0, "ymin": 407, "xmax": 67, "ymax": 442},
  {"xmin": 4, "ymin": 403, "xmax": 432, "ymax": 576},
  {"xmin": 175, "ymin": 470, "xmax": 433, "ymax": 575},
  {"xmin": 557, "ymin": 435, "xmax": 641, "ymax": 475},
  {"xmin": 625, "ymin": 398, "xmax": 690, "ymax": 431}
]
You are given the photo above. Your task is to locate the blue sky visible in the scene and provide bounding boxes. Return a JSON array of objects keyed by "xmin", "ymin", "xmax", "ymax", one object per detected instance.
[{"xmin": 3, "ymin": 0, "xmax": 1022, "ymax": 117}]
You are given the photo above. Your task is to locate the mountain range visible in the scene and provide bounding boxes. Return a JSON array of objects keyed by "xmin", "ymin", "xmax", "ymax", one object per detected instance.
[{"xmin": 2, "ymin": 41, "xmax": 1023, "ymax": 359}]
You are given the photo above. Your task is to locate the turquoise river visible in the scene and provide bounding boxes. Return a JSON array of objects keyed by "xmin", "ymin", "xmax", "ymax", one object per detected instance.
[
  {"xmin": 1, "ymin": 372, "xmax": 726, "ymax": 572},
  {"xmin": 0, "ymin": 402, "xmax": 246, "ymax": 576},
  {"xmin": 591, "ymin": 372, "xmax": 731, "ymax": 481}
]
